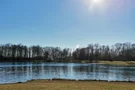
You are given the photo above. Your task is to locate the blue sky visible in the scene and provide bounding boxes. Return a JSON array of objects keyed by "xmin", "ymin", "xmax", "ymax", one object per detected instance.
[{"xmin": 0, "ymin": 0, "xmax": 135, "ymax": 48}]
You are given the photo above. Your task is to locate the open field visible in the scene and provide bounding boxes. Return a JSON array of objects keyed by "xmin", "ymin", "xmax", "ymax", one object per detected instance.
[
  {"xmin": 98, "ymin": 61, "xmax": 135, "ymax": 66},
  {"xmin": 0, "ymin": 80, "xmax": 135, "ymax": 90}
]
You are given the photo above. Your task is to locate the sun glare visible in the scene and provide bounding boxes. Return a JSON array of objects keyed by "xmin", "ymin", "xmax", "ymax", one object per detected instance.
[
  {"xmin": 89, "ymin": 0, "xmax": 105, "ymax": 10},
  {"xmin": 92, "ymin": 0, "xmax": 103, "ymax": 4}
]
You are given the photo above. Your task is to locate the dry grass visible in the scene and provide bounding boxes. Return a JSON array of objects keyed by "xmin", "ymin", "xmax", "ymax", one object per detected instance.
[
  {"xmin": 99, "ymin": 61, "xmax": 135, "ymax": 66},
  {"xmin": 0, "ymin": 80, "xmax": 135, "ymax": 90}
]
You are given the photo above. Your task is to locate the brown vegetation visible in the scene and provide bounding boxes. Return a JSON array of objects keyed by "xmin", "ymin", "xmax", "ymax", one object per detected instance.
[{"xmin": 0, "ymin": 80, "xmax": 135, "ymax": 90}]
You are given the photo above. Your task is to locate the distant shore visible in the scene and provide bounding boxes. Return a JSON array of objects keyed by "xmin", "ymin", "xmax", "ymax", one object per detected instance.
[
  {"xmin": 97, "ymin": 61, "xmax": 135, "ymax": 66},
  {"xmin": 0, "ymin": 79, "xmax": 135, "ymax": 90},
  {"xmin": 1, "ymin": 60, "xmax": 135, "ymax": 66}
]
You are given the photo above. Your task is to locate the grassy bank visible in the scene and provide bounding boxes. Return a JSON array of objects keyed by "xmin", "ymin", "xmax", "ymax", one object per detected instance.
[
  {"xmin": 98, "ymin": 61, "xmax": 135, "ymax": 66},
  {"xmin": 68, "ymin": 60, "xmax": 135, "ymax": 66},
  {"xmin": 1, "ymin": 60, "xmax": 135, "ymax": 66},
  {"xmin": 0, "ymin": 80, "xmax": 135, "ymax": 90}
]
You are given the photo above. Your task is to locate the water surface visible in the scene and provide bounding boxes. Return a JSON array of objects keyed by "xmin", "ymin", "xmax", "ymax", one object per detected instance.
[{"xmin": 0, "ymin": 62, "xmax": 135, "ymax": 84}]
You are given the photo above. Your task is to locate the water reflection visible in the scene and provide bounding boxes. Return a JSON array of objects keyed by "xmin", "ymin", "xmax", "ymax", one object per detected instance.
[{"xmin": 0, "ymin": 62, "xmax": 135, "ymax": 84}]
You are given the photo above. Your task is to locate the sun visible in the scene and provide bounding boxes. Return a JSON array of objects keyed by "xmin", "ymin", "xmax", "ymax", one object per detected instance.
[
  {"xmin": 92, "ymin": 0, "xmax": 103, "ymax": 4},
  {"xmin": 92, "ymin": 0, "xmax": 104, "ymax": 5},
  {"xmin": 89, "ymin": 0, "xmax": 105, "ymax": 10}
]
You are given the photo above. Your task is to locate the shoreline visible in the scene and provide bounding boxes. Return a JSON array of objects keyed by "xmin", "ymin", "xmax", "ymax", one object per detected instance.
[
  {"xmin": 98, "ymin": 61, "xmax": 135, "ymax": 66},
  {"xmin": 1, "ymin": 78, "xmax": 135, "ymax": 85},
  {"xmin": 28, "ymin": 78, "xmax": 135, "ymax": 83},
  {"xmin": 1, "ymin": 61, "xmax": 135, "ymax": 66}
]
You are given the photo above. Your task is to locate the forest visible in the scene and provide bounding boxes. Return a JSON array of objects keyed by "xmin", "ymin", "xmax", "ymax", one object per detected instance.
[{"xmin": 0, "ymin": 42, "xmax": 135, "ymax": 62}]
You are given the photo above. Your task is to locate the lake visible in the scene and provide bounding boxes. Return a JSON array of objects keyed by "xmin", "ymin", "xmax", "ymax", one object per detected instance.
[{"xmin": 0, "ymin": 62, "xmax": 135, "ymax": 84}]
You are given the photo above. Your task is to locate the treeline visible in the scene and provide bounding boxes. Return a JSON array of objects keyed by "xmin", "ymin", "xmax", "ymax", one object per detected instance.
[
  {"xmin": 0, "ymin": 42, "xmax": 135, "ymax": 62},
  {"xmin": 0, "ymin": 44, "xmax": 71, "ymax": 62}
]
